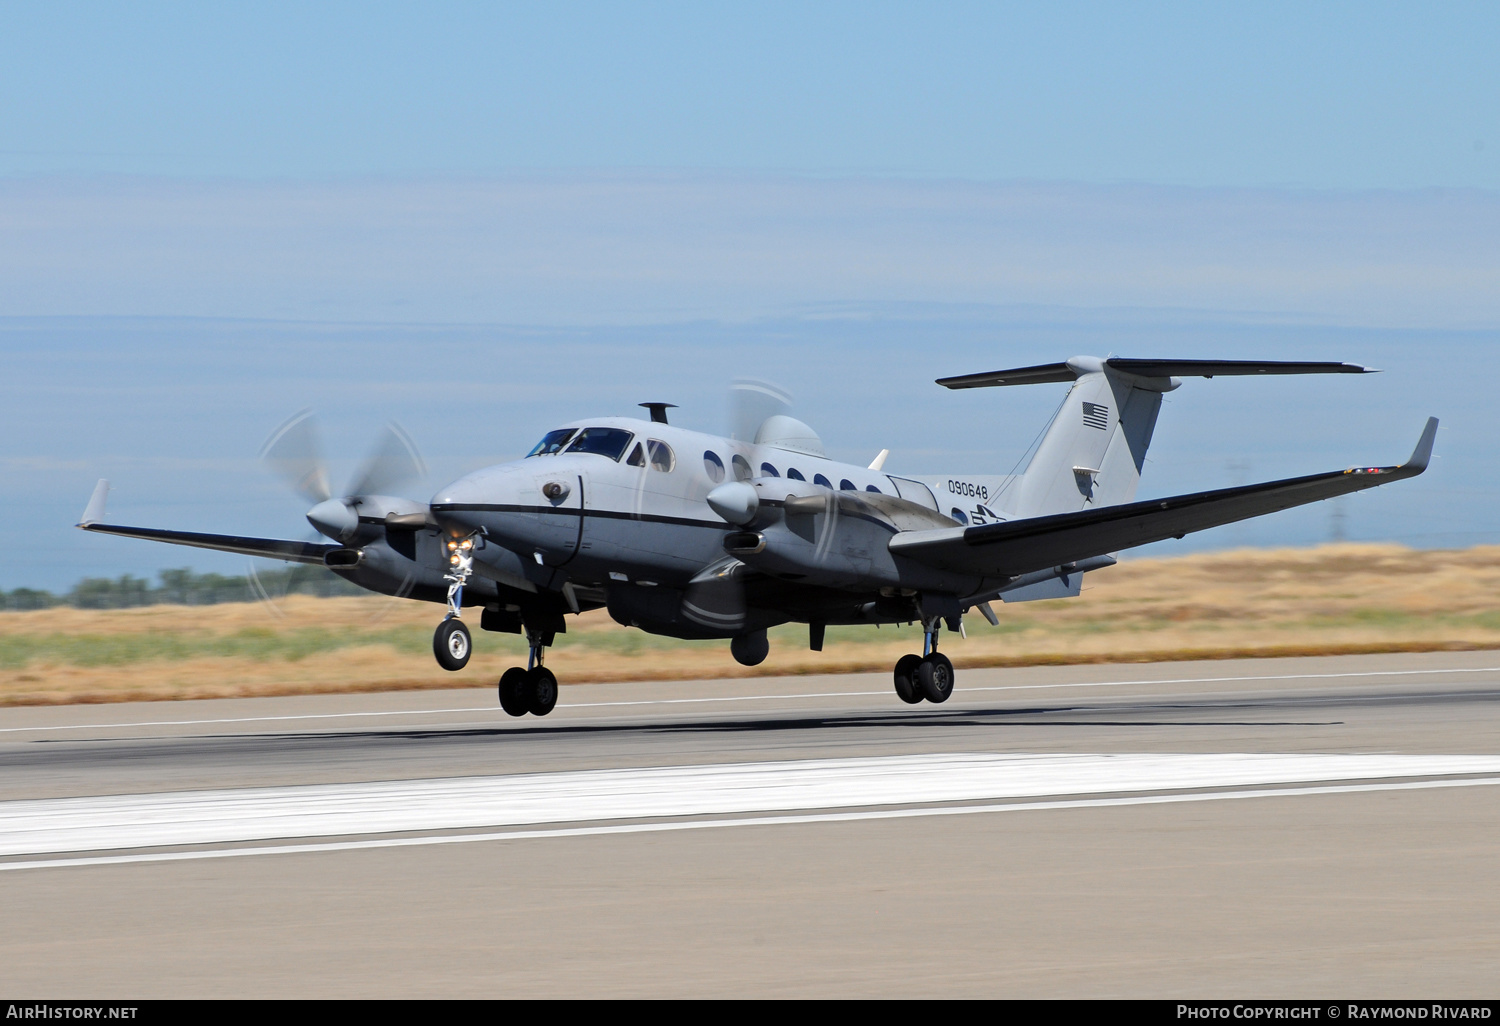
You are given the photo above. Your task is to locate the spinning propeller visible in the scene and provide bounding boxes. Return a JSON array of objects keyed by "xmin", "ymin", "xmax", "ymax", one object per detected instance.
[
  {"xmin": 259, "ymin": 410, "xmax": 427, "ymax": 542},
  {"xmin": 728, "ymin": 378, "xmax": 793, "ymax": 443},
  {"xmin": 250, "ymin": 410, "xmax": 428, "ymax": 618}
]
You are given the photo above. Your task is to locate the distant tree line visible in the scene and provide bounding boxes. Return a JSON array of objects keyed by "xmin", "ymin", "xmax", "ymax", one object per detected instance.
[{"xmin": 0, "ymin": 566, "xmax": 367, "ymax": 610}]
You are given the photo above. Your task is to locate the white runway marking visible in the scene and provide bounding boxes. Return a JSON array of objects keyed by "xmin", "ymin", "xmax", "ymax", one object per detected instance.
[
  {"xmin": 6, "ymin": 776, "xmax": 1498, "ymax": 873},
  {"xmin": 1, "ymin": 664, "xmax": 1496, "ymax": 734},
  {"xmin": 4, "ymin": 752, "xmax": 1499, "ymax": 860}
]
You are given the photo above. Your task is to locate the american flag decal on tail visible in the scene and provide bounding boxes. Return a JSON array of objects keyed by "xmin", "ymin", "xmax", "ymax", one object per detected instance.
[{"xmin": 1081, "ymin": 401, "xmax": 1110, "ymax": 430}]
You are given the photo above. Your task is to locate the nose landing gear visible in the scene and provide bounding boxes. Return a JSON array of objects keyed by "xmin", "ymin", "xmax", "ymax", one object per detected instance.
[
  {"xmin": 433, "ymin": 534, "xmax": 479, "ymax": 671},
  {"xmin": 891, "ymin": 620, "xmax": 956, "ymax": 705},
  {"xmin": 497, "ymin": 628, "xmax": 559, "ymax": 717}
]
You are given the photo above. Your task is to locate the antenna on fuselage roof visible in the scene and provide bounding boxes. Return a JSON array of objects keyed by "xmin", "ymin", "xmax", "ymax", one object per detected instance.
[{"xmin": 639, "ymin": 403, "xmax": 677, "ymax": 424}]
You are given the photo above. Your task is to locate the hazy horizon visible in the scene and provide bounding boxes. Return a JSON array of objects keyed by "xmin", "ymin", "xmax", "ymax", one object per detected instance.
[{"xmin": 4, "ymin": 5, "xmax": 1495, "ymax": 589}]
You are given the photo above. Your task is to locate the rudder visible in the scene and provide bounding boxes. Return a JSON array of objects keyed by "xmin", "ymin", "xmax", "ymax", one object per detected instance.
[{"xmin": 1009, "ymin": 357, "xmax": 1170, "ymax": 517}]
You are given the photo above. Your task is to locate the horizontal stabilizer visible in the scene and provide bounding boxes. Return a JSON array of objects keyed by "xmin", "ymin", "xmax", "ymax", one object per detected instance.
[
  {"xmin": 891, "ymin": 418, "xmax": 1438, "ymax": 579},
  {"xmin": 937, "ymin": 358, "xmax": 1375, "ymax": 389},
  {"xmin": 77, "ymin": 522, "xmax": 341, "ymax": 565}
]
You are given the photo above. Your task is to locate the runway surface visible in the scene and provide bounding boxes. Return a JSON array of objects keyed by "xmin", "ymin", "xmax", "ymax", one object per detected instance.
[{"xmin": 2, "ymin": 650, "xmax": 1498, "ymax": 997}]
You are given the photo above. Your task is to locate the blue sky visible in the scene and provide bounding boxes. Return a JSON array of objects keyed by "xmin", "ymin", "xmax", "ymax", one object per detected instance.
[
  {"xmin": 1, "ymin": 3, "xmax": 1496, "ymax": 588},
  {"xmin": 3, "ymin": 2, "xmax": 1497, "ymax": 187}
]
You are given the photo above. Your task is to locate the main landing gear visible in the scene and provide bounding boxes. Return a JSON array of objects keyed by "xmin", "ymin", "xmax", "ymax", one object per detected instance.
[
  {"xmin": 892, "ymin": 621, "xmax": 955, "ymax": 705},
  {"xmin": 497, "ymin": 630, "xmax": 558, "ymax": 718}
]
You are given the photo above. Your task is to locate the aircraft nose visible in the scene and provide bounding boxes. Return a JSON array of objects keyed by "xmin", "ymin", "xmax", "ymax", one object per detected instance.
[{"xmin": 430, "ymin": 471, "xmax": 491, "ymax": 530}]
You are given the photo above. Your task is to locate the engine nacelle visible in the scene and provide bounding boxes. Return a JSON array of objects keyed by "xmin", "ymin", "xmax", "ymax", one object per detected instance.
[{"xmin": 715, "ymin": 478, "xmax": 994, "ymax": 596}]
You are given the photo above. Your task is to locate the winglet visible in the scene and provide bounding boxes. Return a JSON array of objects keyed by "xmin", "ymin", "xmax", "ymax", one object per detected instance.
[
  {"xmin": 1404, "ymin": 417, "xmax": 1439, "ymax": 473},
  {"xmin": 79, "ymin": 479, "xmax": 110, "ymax": 527}
]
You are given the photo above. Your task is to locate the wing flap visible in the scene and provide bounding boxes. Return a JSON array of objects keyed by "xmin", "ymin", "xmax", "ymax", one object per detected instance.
[{"xmin": 890, "ymin": 418, "xmax": 1437, "ymax": 578}]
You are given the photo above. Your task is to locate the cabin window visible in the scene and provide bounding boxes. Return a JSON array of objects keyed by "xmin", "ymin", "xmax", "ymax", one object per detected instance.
[
  {"xmin": 647, "ymin": 440, "xmax": 676, "ymax": 472},
  {"xmin": 866, "ymin": 485, "xmax": 882, "ymax": 494},
  {"xmin": 526, "ymin": 428, "xmax": 577, "ymax": 457},
  {"xmin": 760, "ymin": 463, "xmax": 780, "ymax": 478},
  {"xmin": 564, "ymin": 427, "xmax": 634, "ymax": 462},
  {"xmin": 703, "ymin": 451, "xmax": 725, "ymax": 483},
  {"xmin": 840, "ymin": 479, "xmax": 856, "ymax": 491},
  {"xmin": 626, "ymin": 443, "xmax": 646, "ymax": 467},
  {"xmin": 950, "ymin": 508, "xmax": 969, "ymax": 525},
  {"xmin": 786, "ymin": 468, "xmax": 805, "ymax": 481},
  {"xmin": 732, "ymin": 454, "xmax": 753, "ymax": 481},
  {"xmin": 814, "ymin": 474, "xmax": 832, "ymax": 488}
]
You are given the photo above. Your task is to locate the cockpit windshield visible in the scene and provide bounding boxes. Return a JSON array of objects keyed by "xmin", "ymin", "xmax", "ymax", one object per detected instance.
[
  {"xmin": 526, "ymin": 428, "xmax": 578, "ymax": 457},
  {"xmin": 564, "ymin": 427, "xmax": 634, "ymax": 462}
]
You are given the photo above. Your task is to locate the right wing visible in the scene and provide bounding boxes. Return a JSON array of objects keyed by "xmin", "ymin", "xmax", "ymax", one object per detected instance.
[
  {"xmin": 77, "ymin": 522, "xmax": 341, "ymax": 565},
  {"xmin": 890, "ymin": 417, "xmax": 1437, "ymax": 579},
  {"xmin": 75, "ymin": 478, "xmax": 340, "ymax": 565}
]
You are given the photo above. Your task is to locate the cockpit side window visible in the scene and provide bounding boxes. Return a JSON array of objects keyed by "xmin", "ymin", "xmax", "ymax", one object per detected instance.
[
  {"xmin": 647, "ymin": 440, "xmax": 676, "ymax": 472},
  {"xmin": 626, "ymin": 443, "xmax": 646, "ymax": 467},
  {"xmin": 526, "ymin": 428, "xmax": 578, "ymax": 457},
  {"xmin": 565, "ymin": 427, "xmax": 635, "ymax": 462}
]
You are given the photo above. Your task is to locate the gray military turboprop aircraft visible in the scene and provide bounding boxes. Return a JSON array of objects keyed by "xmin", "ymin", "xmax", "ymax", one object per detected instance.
[{"xmin": 79, "ymin": 357, "xmax": 1437, "ymax": 717}]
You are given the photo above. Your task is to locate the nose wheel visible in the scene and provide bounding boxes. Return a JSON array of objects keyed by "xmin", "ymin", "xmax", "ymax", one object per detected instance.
[{"xmin": 434, "ymin": 617, "xmax": 473, "ymax": 671}]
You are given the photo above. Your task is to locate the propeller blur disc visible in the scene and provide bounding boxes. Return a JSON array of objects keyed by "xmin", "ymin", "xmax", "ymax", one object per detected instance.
[
  {"xmin": 348, "ymin": 422, "xmax": 428, "ymax": 499},
  {"xmin": 259, "ymin": 409, "xmax": 332, "ymax": 504}
]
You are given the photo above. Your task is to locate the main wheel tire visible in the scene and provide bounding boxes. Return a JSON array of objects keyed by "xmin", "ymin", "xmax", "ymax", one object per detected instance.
[
  {"xmin": 433, "ymin": 618, "xmax": 472, "ymax": 671},
  {"xmin": 917, "ymin": 652, "xmax": 955, "ymax": 704},
  {"xmin": 729, "ymin": 631, "xmax": 769, "ymax": 667},
  {"xmin": 498, "ymin": 666, "xmax": 530, "ymax": 717},
  {"xmin": 527, "ymin": 666, "xmax": 559, "ymax": 716},
  {"xmin": 893, "ymin": 653, "xmax": 924, "ymax": 704}
]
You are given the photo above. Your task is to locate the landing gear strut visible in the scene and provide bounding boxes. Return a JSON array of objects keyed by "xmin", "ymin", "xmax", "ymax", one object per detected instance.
[
  {"xmin": 433, "ymin": 535, "xmax": 478, "ymax": 671},
  {"xmin": 891, "ymin": 620, "xmax": 955, "ymax": 705},
  {"xmin": 496, "ymin": 628, "xmax": 559, "ymax": 717}
]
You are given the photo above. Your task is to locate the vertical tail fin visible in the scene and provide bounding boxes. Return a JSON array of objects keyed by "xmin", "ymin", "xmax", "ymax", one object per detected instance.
[{"xmin": 1009, "ymin": 358, "xmax": 1170, "ymax": 517}]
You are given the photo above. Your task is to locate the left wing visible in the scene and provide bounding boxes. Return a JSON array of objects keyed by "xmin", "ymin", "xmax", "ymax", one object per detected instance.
[{"xmin": 890, "ymin": 418, "xmax": 1437, "ymax": 579}]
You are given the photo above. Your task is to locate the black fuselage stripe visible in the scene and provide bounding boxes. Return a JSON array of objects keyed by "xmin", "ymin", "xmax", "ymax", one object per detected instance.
[
  {"xmin": 432, "ymin": 503, "xmax": 724, "ymax": 530},
  {"xmin": 430, "ymin": 502, "xmax": 901, "ymax": 535}
]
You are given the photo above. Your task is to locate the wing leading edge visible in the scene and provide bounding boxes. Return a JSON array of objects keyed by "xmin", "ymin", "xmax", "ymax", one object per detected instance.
[{"xmin": 890, "ymin": 418, "xmax": 1437, "ymax": 579}]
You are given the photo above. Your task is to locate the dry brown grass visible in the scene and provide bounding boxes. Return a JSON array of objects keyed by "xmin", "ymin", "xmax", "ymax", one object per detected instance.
[{"xmin": 5, "ymin": 543, "xmax": 1500, "ymax": 705}]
